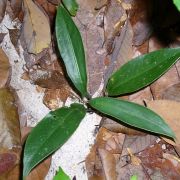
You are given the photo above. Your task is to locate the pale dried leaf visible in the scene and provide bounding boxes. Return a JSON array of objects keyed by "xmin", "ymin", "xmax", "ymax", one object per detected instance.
[
  {"xmin": 23, "ymin": 0, "xmax": 51, "ymax": 54},
  {"xmin": 0, "ymin": 49, "xmax": 10, "ymax": 88},
  {"xmin": 147, "ymin": 100, "xmax": 180, "ymax": 147}
]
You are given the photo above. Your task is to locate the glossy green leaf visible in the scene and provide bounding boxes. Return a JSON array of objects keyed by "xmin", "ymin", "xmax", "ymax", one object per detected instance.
[
  {"xmin": 106, "ymin": 48, "xmax": 180, "ymax": 96},
  {"xmin": 173, "ymin": 0, "xmax": 180, "ymax": 11},
  {"xmin": 89, "ymin": 97, "xmax": 175, "ymax": 139},
  {"xmin": 130, "ymin": 175, "xmax": 138, "ymax": 180},
  {"xmin": 56, "ymin": 6, "xmax": 88, "ymax": 98},
  {"xmin": 62, "ymin": 0, "xmax": 79, "ymax": 16},
  {"xmin": 53, "ymin": 167, "xmax": 70, "ymax": 180},
  {"xmin": 23, "ymin": 103, "xmax": 86, "ymax": 177}
]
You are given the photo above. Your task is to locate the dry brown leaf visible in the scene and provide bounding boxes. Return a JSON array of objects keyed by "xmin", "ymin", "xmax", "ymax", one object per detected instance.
[
  {"xmin": 86, "ymin": 128, "xmax": 125, "ymax": 180},
  {"xmin": 0, "ymin": 88, "xmax": 21, "ymax": 149},
  {"xmin": 163, "ymin": 83, "xmax": 180, "ymax": 102},
  {"xmin": 0, "ymin": 0, "xmax": 6, "ymax": 23},
  {"xmin": 147, "ymin": 100, "xmax": 180, "ymax": 147},
  {"xmin": 23, "ymin": 0, "xmax": 51, "ymax": 54},
  {"xmin": 0, "ymin": 49, "xmax": 10, "ymax": 88}
]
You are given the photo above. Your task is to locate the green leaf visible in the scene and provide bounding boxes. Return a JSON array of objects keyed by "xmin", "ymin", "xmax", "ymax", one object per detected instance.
[
  {"xmin": 56, "ymin": 6, "xmax": 88, "ymax": 97},
  {"xmin": 173, "ymin": 0, "xmax": 180, "ymax": 11},
  {"xmin": 62, "ymin": 0, "xmax": 79, "ymax": 16},
  {"xmin": 106, "ymin": 48, "xmax": 180, "ymax": 96},
  {"xmin": 23, "ymin": 103, "xmax": 86, "ymax": 177},
  {"xmin": 53, "ymin": 167, "xmax": 70, "ymax": 180},
  {"xmin": 89, "ymin": 97, "xmax": 175, "ymax": 139},
  {"xmin": 130, "ymin": 175, "xmax": 138, "ymax": 180}
]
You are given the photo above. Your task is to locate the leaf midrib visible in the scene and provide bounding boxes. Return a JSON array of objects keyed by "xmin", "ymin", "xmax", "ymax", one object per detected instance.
[
  {"xmin": 58, "ymin": 8, "xmax": 84, "ymax": 90},
  {"xmin": 109, "ymin": 55, "xmax": 178, "ymax": 92}
]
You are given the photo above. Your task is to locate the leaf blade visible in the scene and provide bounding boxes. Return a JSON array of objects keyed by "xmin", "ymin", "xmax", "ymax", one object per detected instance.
[
  {"xmin": 62, "ymin": 0, "xmax": 79, "ymax": 16},
  {"xmin": 106, "ymin": 48, "xmax": 180, "ymax": 96},
  {"xmin": 53, "ymin": 167, "xmax": 70, "ymax": 180},
  {"xmin": 89, "ymin": 97, "xmax": 175, "ymax": 139},
  {"xmin": 173, "ymin": 0, "xmax": 180, "ymax": 11},
  {"xmin": 23, "ymin": 103, "xmax": 86, "ymax": 177},
  {"xmin": 56, "ymin": 5, "xmax": 87, "ymax": 97}
]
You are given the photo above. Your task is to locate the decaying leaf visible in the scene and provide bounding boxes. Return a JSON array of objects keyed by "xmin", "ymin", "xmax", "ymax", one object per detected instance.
[
  {"xmin": 86, "ymin": 128, "xmax": 125, "ymax": 180},
  {"xmin": 23, "ymin": 0, "xmax": 51, "ymax": 54},
  {"xmin": 0, "ymin": 0, "xmax": 6, "ymax": 23},
  {"xmin": 147, "ymin": 100, "xmax": 180, "ymax": 147},
  {"xmin": 0, "ymin": 49, "xmax": 10, "ymax": 88},
  {"xmin": 0, "ymin": 88, "xmax": 21, "ymax": 149}
]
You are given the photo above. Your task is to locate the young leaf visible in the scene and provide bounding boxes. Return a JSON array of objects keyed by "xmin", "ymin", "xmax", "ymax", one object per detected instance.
[
  {"xmin": 62, "ymin": 0, "xmax": 79, "ymax": 16},
  {"xmin": 53, "ymin": 167, "xmax": 70, "ymax": 180},
  {"xmin": 106, "ymin": 48, "xmax": 180, "ymax": 96},
  {"xmin": 23, "ymin": 103, "xmax": 86, "ymax": 177},
  {"xmin": 56, "ymin": 6, "xmax": 88, "ymax": 97},
  {"xmin": 173, "ymin": 0, "xmax": 180, "ymax": 11},
  {"xmin": 89, "ymin": 97, "xmax": 175, "ymax": 139}
]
